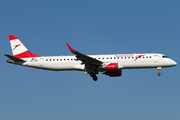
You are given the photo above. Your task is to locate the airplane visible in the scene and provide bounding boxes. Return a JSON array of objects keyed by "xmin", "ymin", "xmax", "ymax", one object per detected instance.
[{"xmin": 4, "ymin": 35, "xmax": 177, "ymax": 81}]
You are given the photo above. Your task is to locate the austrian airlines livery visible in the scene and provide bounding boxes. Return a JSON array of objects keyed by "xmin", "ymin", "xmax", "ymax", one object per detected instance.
[{"xmin": 4, "ymin": 35, "xmax": 177, "ymax": 81}]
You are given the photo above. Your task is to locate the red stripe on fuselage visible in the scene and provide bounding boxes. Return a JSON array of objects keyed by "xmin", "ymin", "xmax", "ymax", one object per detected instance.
[{"xmin": 14, "ymin": 50, "xmax": 40, "ymax": 58}]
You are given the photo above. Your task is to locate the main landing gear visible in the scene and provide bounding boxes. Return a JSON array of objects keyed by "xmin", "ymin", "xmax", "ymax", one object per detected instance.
[
  {"xmin": 157, "ymin": 67, "xmax": 161, "ymax": 76},
  {"xmin": 90, "ymin": 72, "xmax": 98, "ymax": 81}
]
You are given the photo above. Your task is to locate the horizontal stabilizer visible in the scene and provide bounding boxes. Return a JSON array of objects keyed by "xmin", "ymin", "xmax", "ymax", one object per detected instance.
[{"xmin": 4, "ymin": 54, "xmax": 25, "ymax": 62}]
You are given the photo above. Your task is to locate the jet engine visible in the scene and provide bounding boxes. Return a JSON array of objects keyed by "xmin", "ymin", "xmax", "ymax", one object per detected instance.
[
  {"xmin": 105, "ymin": 63, "xmax": 118, "ymax": 70},
  {"xmin": 103, "ymin": 70, "xmax": 122, "ymax": 77}
]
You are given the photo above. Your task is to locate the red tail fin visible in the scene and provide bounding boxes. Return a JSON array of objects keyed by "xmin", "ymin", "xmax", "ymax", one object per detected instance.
[{"xmin": 9, "ymin": 35, "xmax": 40, "ymax": 58}]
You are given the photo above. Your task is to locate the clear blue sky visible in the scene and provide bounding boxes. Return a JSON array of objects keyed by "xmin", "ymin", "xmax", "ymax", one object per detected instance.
[{"xmin": 1, "ymin": 0, "xmax": 180, "ymax": 120}]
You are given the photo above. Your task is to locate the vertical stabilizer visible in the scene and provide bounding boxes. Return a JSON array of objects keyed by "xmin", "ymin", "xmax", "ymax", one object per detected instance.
[{"xmin": 9, "ymin": 35, "xmax": 40, "ymax": 58}]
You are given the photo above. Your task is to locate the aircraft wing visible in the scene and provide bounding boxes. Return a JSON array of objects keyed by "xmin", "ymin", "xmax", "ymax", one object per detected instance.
[{"xmin": 66, "ymin": 43, "xmax": 103, "ymax": 68}]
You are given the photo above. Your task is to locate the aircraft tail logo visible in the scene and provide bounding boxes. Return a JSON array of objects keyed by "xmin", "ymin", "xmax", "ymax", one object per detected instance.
[
  {"xmin": 13, "ymin": 44, "xmax": 21, "ymax": 50},
  {"xmin": 134, "ymin": 55, "xmax": 145, "ymax": 61}
]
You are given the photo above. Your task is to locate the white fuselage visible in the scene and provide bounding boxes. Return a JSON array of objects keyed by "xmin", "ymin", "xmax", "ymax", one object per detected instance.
[
  {"xmin": 17, "ymin": 53, "xmax": 176, "ymax": 72},
  {"xmin": 6, "ymin": 35, "xmax": 177, "ymax": 80}
]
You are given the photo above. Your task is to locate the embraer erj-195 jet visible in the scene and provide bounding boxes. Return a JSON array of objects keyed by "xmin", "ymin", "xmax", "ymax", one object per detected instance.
[{"xmin": 4, "ymin": 35, "xmax": 177, "ymax": 81}]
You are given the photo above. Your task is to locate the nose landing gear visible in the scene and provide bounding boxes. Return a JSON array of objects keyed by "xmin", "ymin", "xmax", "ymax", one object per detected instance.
[{"xmin": 157, "ymin": 67, "xmax": 161, "ymax": 76}]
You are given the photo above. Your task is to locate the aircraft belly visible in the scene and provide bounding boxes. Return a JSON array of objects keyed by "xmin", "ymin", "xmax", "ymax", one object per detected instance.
[{"xmin": 40, "ymin": 62, "xmax": 84, "ymax": 71}]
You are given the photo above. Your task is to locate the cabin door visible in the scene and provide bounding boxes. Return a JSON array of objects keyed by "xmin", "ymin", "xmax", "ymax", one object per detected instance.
[
  {"xmin": 154, "ymin": 55, "xmax": 158, "ymax": 63},
  {"xmin": 39, "ymin": 58, "xmax": 44, "ymax": 66}
]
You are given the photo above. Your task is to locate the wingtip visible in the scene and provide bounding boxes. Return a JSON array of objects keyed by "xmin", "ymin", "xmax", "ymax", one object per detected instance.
[
  {"xmin": 66, "ymin": 43, "xmax": 76, "ymax": 52},
  {"xmin": 9, "ymin": 35, "xmax": 18, "ymax": 41}
]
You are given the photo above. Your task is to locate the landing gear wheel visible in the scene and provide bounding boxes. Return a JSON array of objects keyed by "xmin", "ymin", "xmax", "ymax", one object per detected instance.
[
  {"xmin": 89, "ymin": 72, "xmax": 98, "ymax": 81},
  {"xmin": 157, "ymin": 67, "xmax": 162, "ymax": 76},
  {"xmin": 90, "ymin": 72, "xmax": 95, "ymax": 77},
  {"xmin": 93, "ymin": 76, "xmax": 98, "ymax": 81},
  {"xmin": 157, "ymin": 72, "xmax": 161, "ymax": 76}
]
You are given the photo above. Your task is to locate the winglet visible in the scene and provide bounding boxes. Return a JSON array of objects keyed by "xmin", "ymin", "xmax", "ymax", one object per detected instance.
[{"xmin": 66, "ymin": 43, "xmax": 77, "ymax": 52}]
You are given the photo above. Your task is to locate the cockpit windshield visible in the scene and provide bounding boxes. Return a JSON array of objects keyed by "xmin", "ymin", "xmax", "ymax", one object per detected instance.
[{"xmin": 162, "ymin": 56, "xmax": 169, "ymax": 58}]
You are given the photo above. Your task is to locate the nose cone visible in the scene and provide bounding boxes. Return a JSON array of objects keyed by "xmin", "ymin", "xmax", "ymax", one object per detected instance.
[{"xmin": 172, "ymin": 60, "xmax": 177, "ymax": 66}]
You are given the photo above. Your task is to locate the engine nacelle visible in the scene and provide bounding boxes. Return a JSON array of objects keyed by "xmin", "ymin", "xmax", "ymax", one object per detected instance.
[
  {"xmin": 105, "ymin": 63, "xmax": 118, "ymax": 71},
  {"xmin": 98, "ymin": 63, "xmax": 123, "ymax": 71},
  {"xmin": 103, "ymin": 70, "xmax": 122, "ymax": 77}
]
